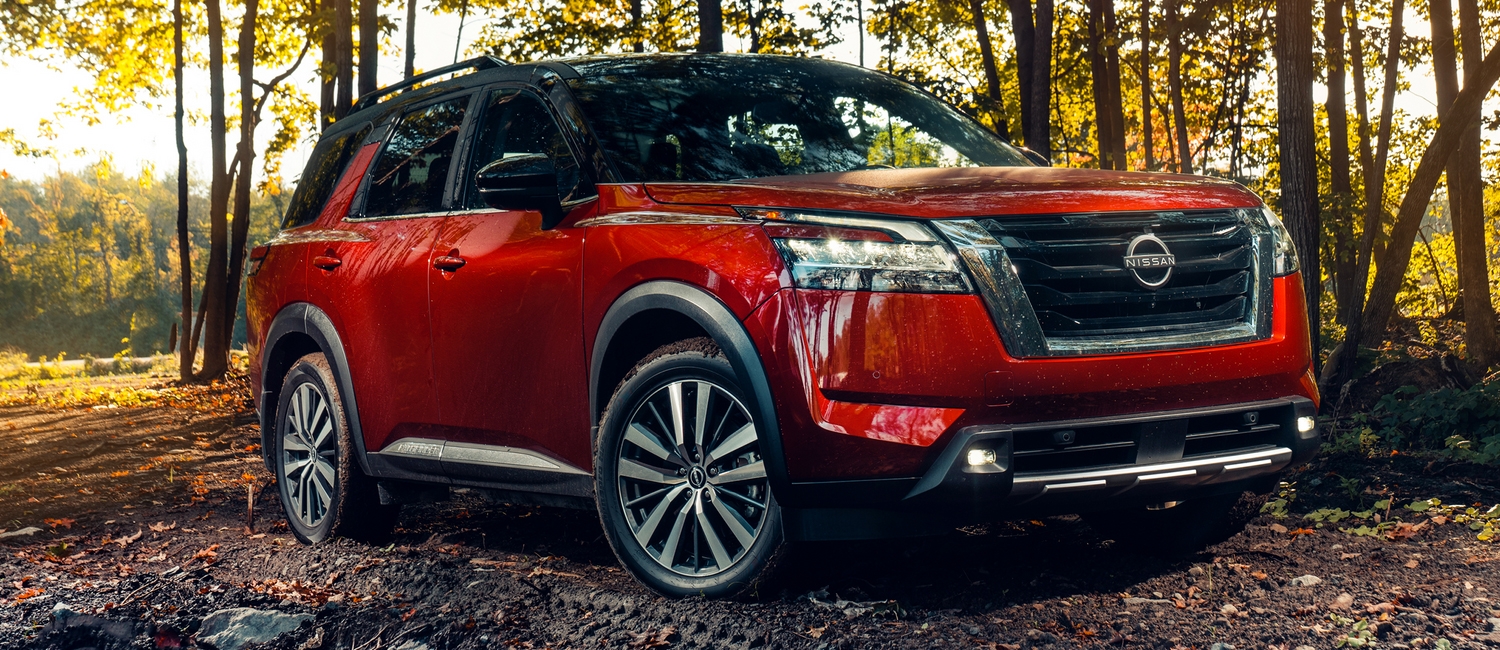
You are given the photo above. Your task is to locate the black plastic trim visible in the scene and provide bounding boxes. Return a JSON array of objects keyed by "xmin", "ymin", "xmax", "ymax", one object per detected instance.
[
  {"xmin": 589, "ymin": 281, "xmax": 790, "ymax": 499},
  {"xmin": 259, "ymin": 302, "xmax": 374, "ymax": 475}
]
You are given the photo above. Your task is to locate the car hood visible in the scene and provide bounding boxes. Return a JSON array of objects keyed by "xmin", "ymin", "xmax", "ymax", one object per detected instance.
[{"xmin": 642, "ymin": 167, "xmax": 1264, "ymax": 218}]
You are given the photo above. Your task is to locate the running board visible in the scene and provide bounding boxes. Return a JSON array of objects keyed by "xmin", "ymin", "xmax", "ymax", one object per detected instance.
[{"xmin": 367, "ymin": 437, "xmax": 593, "ymax": 500}]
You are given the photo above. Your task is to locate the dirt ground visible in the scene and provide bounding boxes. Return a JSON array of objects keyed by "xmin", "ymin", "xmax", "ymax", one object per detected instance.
[{"xmin": 2, "ymin": 376, "xmax": 1499, "ymax": 650}]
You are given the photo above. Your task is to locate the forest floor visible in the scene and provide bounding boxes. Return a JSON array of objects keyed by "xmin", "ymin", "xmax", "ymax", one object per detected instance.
[{"xmin": 2, "ymin": 374, "xmax": 1499, "ymax": 650}]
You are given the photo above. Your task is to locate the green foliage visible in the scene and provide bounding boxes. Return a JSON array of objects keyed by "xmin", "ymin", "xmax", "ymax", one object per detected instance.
[
  {"xmin": 0, "ymin": 163, "xmax": 280, "ymax": 359},
  {"xmin": 1364, "ymin": 380, "xmax": 1500, "ymax": 463}
]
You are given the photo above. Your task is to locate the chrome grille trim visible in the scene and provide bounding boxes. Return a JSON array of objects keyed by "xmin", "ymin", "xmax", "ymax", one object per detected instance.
[{"xmin": 934, "ymin": 209, "xmax": 1275, "ymax": 357}]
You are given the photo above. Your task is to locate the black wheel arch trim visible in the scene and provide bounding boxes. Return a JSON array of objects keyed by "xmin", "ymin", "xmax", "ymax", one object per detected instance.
[
  {"xmin": 589, "ymin": 280, "xmax": 791, "ymax": 498},
  {"xmin": 260, "ymin": 302, "xmax": 374, "ymax": 475}
]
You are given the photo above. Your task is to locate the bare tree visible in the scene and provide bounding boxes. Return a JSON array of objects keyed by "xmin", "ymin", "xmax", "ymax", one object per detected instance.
[
  {"xmin": 1274, "ymin": 0, "xmax": 1320, "ymax": 358},
  {"xmin": 698, "ymin": 0, "xmax": 723, "ymax": 52},
  {"xmin": 1166, "ymin": 0, "xmax": 1191, "ymax": 173},
  {"xmin": 970, "ymin": 0, "xmax": 1004, "ymax": 132},
  {"xmin": 173, "ymin": 0, "xmax": 194, "ymax": 380},
  {"xmin": 358, "ymin": 0, "xmax": 376, "ymax": 95},
  {"xmin": 1325, "ymin": 0, "xmax": 1355, "ymax": 319},
  {"xmin": 404, "ymin": 0, "xmax": 416, "ymax": 77},
  {"xmin": 1454, "ymin": 0, "xmax": 1498, "ymax": 366},
  {"xmin": 1140, "ymin": 0, "xmax": 1153, "ymax": 170}
]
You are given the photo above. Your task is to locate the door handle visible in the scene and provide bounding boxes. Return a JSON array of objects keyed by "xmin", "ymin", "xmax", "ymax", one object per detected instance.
[
  {"xmin": 312, "ymin": 255, "xmax": 342, "ymax": 271},
  {"xmin": 433, "ymin": 255, "xmax": 467, "ymax": 272}
]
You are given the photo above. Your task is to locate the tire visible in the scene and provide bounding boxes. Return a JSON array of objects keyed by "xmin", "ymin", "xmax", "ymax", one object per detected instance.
[
  {"xmin": 1083, "ymin": 492, "xmax": 1243, "ymax": 556},
  {"xmin": 273, "ymin": 353, "xmax": 398, "ymax": 544},
  {"xmin": 595, "ymin": 338, "xmax": 785, "ymax": 598}
]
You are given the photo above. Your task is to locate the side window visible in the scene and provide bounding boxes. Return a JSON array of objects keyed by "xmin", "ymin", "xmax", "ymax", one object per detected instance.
[
  {"xmin": 465, "ymin": 89, "xmax": 588, "ymax": 209},
  {"xmin": 364, "ymin": 97, "xmax": 468, "ymax": 218},
  {"xmin": 281, "ymin": 124, "xmax": 369, "ymax": 229}
]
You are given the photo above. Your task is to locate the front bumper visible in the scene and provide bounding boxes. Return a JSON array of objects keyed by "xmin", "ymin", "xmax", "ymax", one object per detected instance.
[{"xmin": 782, "ymin": 396, "xmax": 1318, "ymax": 541}]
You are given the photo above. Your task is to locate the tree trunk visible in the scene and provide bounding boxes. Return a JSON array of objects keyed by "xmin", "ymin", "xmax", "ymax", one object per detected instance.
[
  {"xmin": 335, "ymin": 0, "xmax": 353, "ymax": 116},
  {"xmin": 1140, "ymin": 0, "xmax": 1153, "ymax": 170},
  {"xmin": 1325, "ymin": 0, "xmax": 1355, "ymax": 320},
  {"xmin": 320, "ymin": 0, "xmax": 335, "ymax": 129},
  {"xmin": 1007, "ymin": 0, "xmax": 1038, "ymax": 152},
  {"xmin": 1455, "ymin": 0, "xmax": 1498, "ymax": 367},
  {"xmin": 173, "ymin": 0, "xmax": 194, "ymax": 381},
  {"xmin": 223, "ymin": 0, "xmax": 259, "ymax": 355},
  {"xmin": 1103, "ymin": 0, "xmax": 1126, "ymax": 169},
  {"xmin": 970, "ymin": 0, "xmax": 1004, "ymax": 131},
  {"xmin": 404, "ymin": 0, "xmax": 416, "ymax": 78},
  {"xmin": 358, "ymin": 0, "xmax": 376, "ymax": 96},
  {"xmin": 1324, "ymin": 0, "xmax": 1403, "ymax": 389},
  {"xmin": 198, "ymin": 0, "xmax": 231, "ymax": 381},
  {"xmin": 1166, "ymin": 0, "xmax": 1191, "ymax": 173},
  {"xmin": 631, "ymin": 0, "xmax": 643, "ymax": 52},
  {"xmin": 1029, "ymin": 0, "xmax": 1054, "ymax": 161},
  {"xmin": 1274, "ymin": 0, "xmax": 1320, "ymax": 363},
  {"xmin": 697, "ymin": 0, "xmax": 722, "ymax": 52},
  {"xmin": 1087, "ymin": 0, "xmax": 1115, "ymax": 168},
  {"xmin": 1357, "ymin": 40, "xmax": 1500, "ymax": 354}
]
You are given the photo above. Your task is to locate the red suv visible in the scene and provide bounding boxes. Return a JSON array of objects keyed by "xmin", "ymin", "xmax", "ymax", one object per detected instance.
[{"xmin": 247, "ymin": 54, "xmax": 1319, "ymax": 598}]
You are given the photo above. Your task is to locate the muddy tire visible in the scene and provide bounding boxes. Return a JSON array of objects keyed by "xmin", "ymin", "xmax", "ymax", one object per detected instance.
[
  {"xmin": 595, "ymin": 338, "xmax": 785, "ymax": 598},
  {"xmin": 1083, "ymin": 492, "xmax": 1243, "ymax": 556},
  {"xmin": 273, "ymin": 353, "xmax": 397, "ymax": 544}
]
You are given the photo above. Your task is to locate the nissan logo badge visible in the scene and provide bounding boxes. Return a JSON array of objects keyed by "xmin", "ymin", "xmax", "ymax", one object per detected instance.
[{"xmin": 1124, "ymin": 232, "xmax": 1176, "ymax": 289}]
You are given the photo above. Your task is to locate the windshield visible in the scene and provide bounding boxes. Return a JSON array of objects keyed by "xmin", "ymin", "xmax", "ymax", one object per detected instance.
[{"xmin": 565, "ymin": 56, "xmax": 1030, "ymax": 183}]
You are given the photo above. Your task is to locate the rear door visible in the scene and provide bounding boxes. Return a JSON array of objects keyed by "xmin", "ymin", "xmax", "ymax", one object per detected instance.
[
  {"xmin": 427, "ymin": 86, "xmax": 595, "ymax": 479},
  {"xmin": 305, "ymin": 93, "xmax": 474, "ymax": 455}
]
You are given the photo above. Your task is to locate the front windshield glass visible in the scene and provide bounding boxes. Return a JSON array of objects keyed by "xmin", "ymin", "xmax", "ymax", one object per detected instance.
[{"xmin": 566, "ymin": 56, "xmax": 1030, "ymax": 182}]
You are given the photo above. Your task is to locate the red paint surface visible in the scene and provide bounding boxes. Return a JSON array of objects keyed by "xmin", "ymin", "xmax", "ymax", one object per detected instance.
[
  {"xmin": 644, "ymin": 167, "xmax": 1264, "ymax": 217},
  {"xmin": 428, "ymin": 202, "xmax": 594, "ymax": 470}
]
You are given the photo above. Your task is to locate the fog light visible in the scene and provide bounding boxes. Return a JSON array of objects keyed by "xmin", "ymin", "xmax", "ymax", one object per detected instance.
[
  {"xmin": 1297, "ymin": 416, "xmax": 1316, "ymax": 433},
  {"xmin": 967, "ymin": 448, "xmax": 997, "ymax": 466}
]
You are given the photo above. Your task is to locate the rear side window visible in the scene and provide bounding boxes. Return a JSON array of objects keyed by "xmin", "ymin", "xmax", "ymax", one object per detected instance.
[
  {"xmin": 280, "ymin": 124, "xmax": 370, "ymax": 229},
  {"xmin": 364, "ymin": 97, "xmax": 469, "ymax": 218}
]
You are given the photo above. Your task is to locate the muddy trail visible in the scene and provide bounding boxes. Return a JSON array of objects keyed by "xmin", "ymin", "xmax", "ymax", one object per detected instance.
[{"xmin": 2, "ymin": 384, "xmax": 1500, "ymax": 650}]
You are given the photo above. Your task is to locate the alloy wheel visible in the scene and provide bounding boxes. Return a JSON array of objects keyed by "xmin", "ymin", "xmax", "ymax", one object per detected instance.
[
  {"xmin": 616, "ymin": 379, "xmax": 769, "ymax": 576},
  {"xmin": 282, "ymin": 382, "xmax": 339, "ymax": 529}
]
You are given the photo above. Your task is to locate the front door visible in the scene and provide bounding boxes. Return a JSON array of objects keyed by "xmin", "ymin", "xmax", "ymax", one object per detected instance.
[
  {"xmin": 428, "ymin": 87, "xmax": 595, "ymax": 476},
  {"xmin": 306, "ymin": 95, "xmax": 471, "ymax": 455}
]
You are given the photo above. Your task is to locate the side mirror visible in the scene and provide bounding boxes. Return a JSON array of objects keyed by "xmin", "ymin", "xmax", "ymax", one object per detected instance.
[
  {"xmin": 475, "ymin": 154, "xmax": 563, "ymax": 226},
  {"xmin": 1016, "ymin": 147, "xmax": 1050, "ymax": 167}
]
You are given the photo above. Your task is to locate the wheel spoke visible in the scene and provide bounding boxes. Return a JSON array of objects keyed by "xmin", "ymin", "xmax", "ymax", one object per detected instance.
[
  {"xmin": 632, "ymin": 484, "xmax": 690, "ymax": 547},
  {"xmin": 283, "ymin": 457, "xmax": 312, "ymax": 477},
  {"xmin": 714, "ymin": 484, "xmax": 766, "ymax": 510},
  {"xmin": 619, "ymin": 458, "xmax": 685, "ymax": 485},
  {"xmin": 707, "ymin": 422, "xmax": 756, "ymax": 463},
  {"xmin": 310, "ymin": 398, "xmax": 333, "ymax": 450},
  {"xmin": 625, "ymin": 423, "xmax": 675, "ymax": 462},
  {"xmin": 694, "ymin": 492, "xmax": 733, "ymax": 569},
  {"xmin": 693, "ymin": 382, "xmax": 711, "ymax": 451},
  {"xmin": 656, "ymin": 494, "xmax": 696, "ymax": 566},
  {"xmin": 624, "ymin": 485, "xmax": 674, "ymax": 508},
  {"xmin": 709, "ymin": 488, "xmax": 758, "ymax": 549},
  {"xmin": 709, "ymin": 460, "xmax": 766, "ymax": 485},
  {"xmin": 312, "ymin": 458, "xmax": 336, "ymax": 489},
  {"xmin": 283, "ymin": 436, "xmax": 311, "ymax": 454},
  {"xmin": 667, "ymin": 382, "xmax": 686, "ymax": 448}
]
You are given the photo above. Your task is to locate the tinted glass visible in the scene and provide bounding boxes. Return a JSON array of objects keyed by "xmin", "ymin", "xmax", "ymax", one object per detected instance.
[
  {"xmin": 281, "ymin": 124, "xmax": 370, "ymax": 229},
  {"xmin": 464, "ymin": 90, "xmax": 587, "ymax": 208},
  {"xmin": 566, "ymin": 57, "xmax": 1029, "ymax": 182},
  {"xmin": 364, "ymin": 97, "xmax": 468, "ymax": 217}
]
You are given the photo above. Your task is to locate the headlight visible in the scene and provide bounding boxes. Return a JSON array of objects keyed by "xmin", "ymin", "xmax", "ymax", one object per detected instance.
[
  {"xmin": 743, "ymin": 209, "xmax": 971, "ymax": 293},
  {"xmin": 1259, "ymin": 207, "xmax": 1300, "ymax": 276}
]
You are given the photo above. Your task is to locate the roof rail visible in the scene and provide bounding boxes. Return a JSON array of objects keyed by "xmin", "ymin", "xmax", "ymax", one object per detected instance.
[{"xmin": 350, "ymin": 56, "xmax": 509, "ymax": 113}]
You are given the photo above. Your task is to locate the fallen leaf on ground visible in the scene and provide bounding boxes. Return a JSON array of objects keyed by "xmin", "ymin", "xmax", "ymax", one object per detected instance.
[{"xmin": 44, "ymin": 518, "xmax": 74, "ymax": 529}]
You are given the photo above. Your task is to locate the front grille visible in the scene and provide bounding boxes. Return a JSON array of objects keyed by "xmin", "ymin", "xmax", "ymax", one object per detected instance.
[
  {"xmin": 977, "ymin": 211, "xmax": 1252, "ymax": 338},
  {"xmin": 1011, "ymin": 403, "xmax": 1294, "ymax": 475},
  {"xmin": 933, "ymin": 211, "xmax": 1273, "ymax": 357}
]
